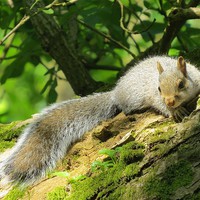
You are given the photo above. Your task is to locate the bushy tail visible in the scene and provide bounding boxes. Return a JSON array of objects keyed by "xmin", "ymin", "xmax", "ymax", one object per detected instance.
[{"xmin": 0, "ymin": 91, "xmax": 117, "ymax": 186}]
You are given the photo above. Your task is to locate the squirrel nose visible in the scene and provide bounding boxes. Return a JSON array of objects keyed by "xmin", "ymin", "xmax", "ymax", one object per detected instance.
[{"xmin": 165, "ymin": 98, "xmax": 175, "ymax": 107}]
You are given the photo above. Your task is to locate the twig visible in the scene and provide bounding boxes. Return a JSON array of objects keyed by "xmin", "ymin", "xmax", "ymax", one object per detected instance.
[
  {"xmin": 48, "ymin": 0, "xmax": 78, "ymax": 8},
  {"xmin": 177, "ymin": 35, "xmax": 189, "ymax": 52},
  {"xmin": 44, "ymin": 0, "xmax": 58, "ymax": 9},
  {"xmin": 129, "ymin": 34, "xmax": 141, "ymax": 54},
  {"xmin": 116, "ymin": 0, "xmax": 156, "ymax": 36},
  {"xmin": 77, "ymin": 19, "xmax": 136, "ymax": 58},
  {"xmin": 7, "ymin": 0, "xmax": 14, "ymax": 8},
  {"xmin": 0, "ymin": 0, "xmax": 78, "ymax": 46},
  {"xmin": 157, "ymin": 0, "xmax": 167, "ymax": 17},
  {"xmin": 133, "ymin": 18, "xmax": 156, "ymax": 34},
  {"xmin": 0, "ymin": 15, "xmax": 30, "ymax": 46},
  {"xmin": 0, "ymin": 33, "xmax": 15, "ymax": 62},
  {"xmin": 40, "ymin": 60, "xmax": 67, "ymax": 81},
  {"xmin": 116, "ymin": 0, "xmax": 133, "ymax": 34},
  {"xmin": 84, "ymin": 63, "xmax": 121, "ymax": 71},
  {"xmin": 122, "ymin": 4, "xmax": 155, "ymax": 44}
]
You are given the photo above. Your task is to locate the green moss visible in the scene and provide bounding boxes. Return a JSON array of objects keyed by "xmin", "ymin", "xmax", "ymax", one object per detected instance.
[
  {"xmin": 4, "ymin": 186, "xmax": 27, "ymax": 200},
  {"xmin": 65, "ymin": 141, "xmax": 145, "ymax": 200},
  {"xmin": 119, "ymin": 141, "xmax": 144, "ymax": 164},
  {"xmin": 148, "ymin": 126, "xmax": 174, "ymax": 144},
  {"xmin": 124, "ymin": 163, "xmax": 140, "ymax": 179},
  {"xmin": 66, "ymin": 176, "xmax": 99, "ymax": 200},
  {"xmin": 0, "ymin": 122, "xmax": 25, "ymax": 152},
  {"xmin": 144, "ymin": 120, "xmax": 174, "ymax": 130},
  {"xmin": 105, "ymin": 185, "xmax": 126, "ymax": 200},
  {"xmin": 144, "ymin": 160, "xmax": 194, "ymax": 200},
  {"xmin": 47, "ymin": 187, "xmax": 68, "ymax": 200},
  {"xmin": 0, "ymin": 141, "xmax": 16, "ymax": 152},
  {"xmin": 120, "ymin": 149, "xmax": 144, "ymax": 164},
  {"xmin": 0, "ymin": 122, "xmax": 22, "ymax": 139},
  {"xmin": 178, "ymin": 142, "xmax": 200, "ymax": 163}
]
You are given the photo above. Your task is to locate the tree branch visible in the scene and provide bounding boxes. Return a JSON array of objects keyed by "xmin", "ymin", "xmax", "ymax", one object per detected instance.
[
  {"xmin": 158, "ymin": 7, "xmax": 200, "ymax": 53},
  {"xmin": 84, "ymin": 63, "xmax": 121, "ymax": 71},
  {"xmin": 168, "ymin": 7, "xmax": 200, "ymax": 21}
]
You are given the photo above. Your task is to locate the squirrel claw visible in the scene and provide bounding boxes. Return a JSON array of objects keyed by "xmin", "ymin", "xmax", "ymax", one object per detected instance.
[{"xmin": 172, "ymin": 106, "xmax": 190, "ymax": 122}]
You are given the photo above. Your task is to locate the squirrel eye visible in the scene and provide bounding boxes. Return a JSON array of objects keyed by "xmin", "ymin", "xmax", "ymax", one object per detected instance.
[
  {"xmin": 158, "ymin": 86, "xmax": 161, "ymax": 92},
  {"xmin": 178, "ymin": 81, "xmax": 184, "ymax": 89}
]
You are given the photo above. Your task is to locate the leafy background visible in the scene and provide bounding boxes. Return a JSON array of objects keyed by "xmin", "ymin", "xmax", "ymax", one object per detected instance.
[{"xmin": 0, "ymin": 0, "xmax": 199, "ymax": 122}]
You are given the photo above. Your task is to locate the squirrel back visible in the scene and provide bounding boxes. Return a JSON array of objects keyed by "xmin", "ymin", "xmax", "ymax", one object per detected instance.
[
  {"xmin": 0, "ymin": 55, "xmax": 200, "ymax": 188},
  {"xmin": 114, "ymin": 56, "xmax": 200, "ymax": 119}
]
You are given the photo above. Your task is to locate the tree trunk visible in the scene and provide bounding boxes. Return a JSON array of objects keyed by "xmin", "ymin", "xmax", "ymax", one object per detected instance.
[{"xmin": 24, "ymin": 0, "xmax": 100, "ymax": 96}]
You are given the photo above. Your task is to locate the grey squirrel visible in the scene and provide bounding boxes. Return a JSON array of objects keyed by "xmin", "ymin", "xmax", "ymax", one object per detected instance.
[{"xmin": 0, "ymin": 55, "xmax": 200, "ymax": 187}]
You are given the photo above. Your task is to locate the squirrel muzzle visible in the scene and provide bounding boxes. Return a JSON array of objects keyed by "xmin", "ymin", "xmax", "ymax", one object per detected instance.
[{"xmin": 165, "ymin": 97, "xmax": 175, "ymax": 107}]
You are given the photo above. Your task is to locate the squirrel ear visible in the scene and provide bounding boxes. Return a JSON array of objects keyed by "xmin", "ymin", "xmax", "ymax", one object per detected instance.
[
  {"xmin": 157, "ymin": 62, "xmax": 164, "ymax": 74},
  {"xmin": 177, "ymin": 56, "xmax": 187, "ymax": 77}
]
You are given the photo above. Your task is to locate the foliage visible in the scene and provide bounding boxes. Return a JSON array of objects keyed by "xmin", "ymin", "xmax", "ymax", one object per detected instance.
[
  {"xmin": 0, "ymin": 64, "xmax": 48, "ymax": 122},
  {"xmin": 0, "ymin": 0, "xmax": 199, "ymax": 122},
  {"xmin": 91, "ymin": 148, "xmax": 121, "ymax": 172}
]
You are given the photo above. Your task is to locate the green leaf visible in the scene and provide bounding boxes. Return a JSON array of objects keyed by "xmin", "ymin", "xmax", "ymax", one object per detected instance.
[
  {"xmin": 144, "ymin": 0, "xmax": 159, "ymax": 9},
  {"xmin": 41, "ymin": 79, "xmax": 52, "ymax": 94},
  {"xmin": 42, "ymin": 9, "xmax": 54, "ymax": 15},
  {"xmin": 99, "ymin": 148, "xmax": 115, "ymax": 156},
  {"xmin": 1, "ymin": 57, "xmax": 25, "ymax": 84},
  {"xmin": 99, "ymin": 148, "xmax": 117, "ymax": 163},
  {"xmin": 47, "ymin": 78, "xmax": 57, "ymax": 103}
]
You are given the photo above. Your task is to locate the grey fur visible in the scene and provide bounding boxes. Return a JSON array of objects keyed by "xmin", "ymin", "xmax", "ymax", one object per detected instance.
[{"xmin": 0, "ymin": 56, "xmax": 200, "ymax": 186}]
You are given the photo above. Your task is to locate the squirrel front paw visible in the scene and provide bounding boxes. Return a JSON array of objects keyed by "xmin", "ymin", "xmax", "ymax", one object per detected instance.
[{"xmin": 171, "ymin": 106, "xmax": 190, "ymax": 122}]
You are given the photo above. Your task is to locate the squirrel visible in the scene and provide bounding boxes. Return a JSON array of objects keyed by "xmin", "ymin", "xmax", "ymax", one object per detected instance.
[{"xmin": 0, "ymin": 55, "xmax": 200, "ymax": 187}]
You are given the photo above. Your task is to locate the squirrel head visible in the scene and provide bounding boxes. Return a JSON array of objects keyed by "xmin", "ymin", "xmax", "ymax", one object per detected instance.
[{"xmin": 157, "ymin": 56, "xmax": 190, "ymax": 108}]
